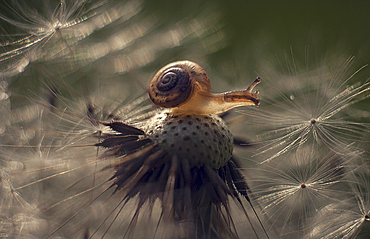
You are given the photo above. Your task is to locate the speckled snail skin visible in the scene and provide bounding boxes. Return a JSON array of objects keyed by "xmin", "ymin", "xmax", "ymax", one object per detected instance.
[
  {"xmin": 145, "ymin": 61, "xmax": 261, "ymax": 169},
  {"xmin": 148, "ymin": 60, "xmax": 261, "ymax": 115}
]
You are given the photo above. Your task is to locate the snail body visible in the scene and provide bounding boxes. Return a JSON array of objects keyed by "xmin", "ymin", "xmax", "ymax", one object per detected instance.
[{"xmin": 149, "ymin": 60, "xmax": 261, "ymax": 115}]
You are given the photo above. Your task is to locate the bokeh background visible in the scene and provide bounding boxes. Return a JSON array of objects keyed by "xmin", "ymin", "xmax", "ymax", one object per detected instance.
[
  {"xmin": 3, "ymin": 0, "xmax": 370, "ymax": 95},
  {"xmin": 1, "ymin": 0, "xmax": 370, "ymax": 238}
]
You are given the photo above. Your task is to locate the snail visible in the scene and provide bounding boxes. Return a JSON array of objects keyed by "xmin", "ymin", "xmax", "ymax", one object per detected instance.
[{"xmin": 148, "ymin": 60, "xmax": 261, "ymax": 115}]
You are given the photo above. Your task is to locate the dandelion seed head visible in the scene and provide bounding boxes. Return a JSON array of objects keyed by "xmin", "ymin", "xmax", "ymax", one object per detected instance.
[{"xmin": 144, "ymin": 112, "xmax": 233, "ymax": 169}]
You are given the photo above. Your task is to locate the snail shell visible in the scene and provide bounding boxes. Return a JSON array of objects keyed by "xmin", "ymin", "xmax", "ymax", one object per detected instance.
[{"xmin": 148, "ymin": 61, "xmax": 210, "ymax": 108}]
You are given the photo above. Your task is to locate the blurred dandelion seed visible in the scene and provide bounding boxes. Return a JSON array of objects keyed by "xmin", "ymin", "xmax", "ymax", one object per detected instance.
[
  {"xmin": 249, "ymin": 146, "xmax": 362, "ymax": 238},
  {"xmin": 0, "ymin": 0, "xmax": 117, "ymax": 77},
  {"xmin": 0, "ymin": 0, "xmax": 161, "ymax": 88},
  {"xmin": 306, "ymin": 167, "xmax": 370, "ymax": 239}
]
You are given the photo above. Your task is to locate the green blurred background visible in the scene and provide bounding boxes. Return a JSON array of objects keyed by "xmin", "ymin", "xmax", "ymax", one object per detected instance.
[
  {"xmin": 5, "ymin": 0, "xmax": 370, "ymax": 99},
  {"xmin": 145, "ymin": 0, "xmax": 370, "ymax": 79}
]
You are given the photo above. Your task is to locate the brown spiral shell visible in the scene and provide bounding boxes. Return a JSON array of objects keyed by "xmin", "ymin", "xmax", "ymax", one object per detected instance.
[{"xmin": 149, "ymin": 61, "xmax": 211, "ymax": 108}]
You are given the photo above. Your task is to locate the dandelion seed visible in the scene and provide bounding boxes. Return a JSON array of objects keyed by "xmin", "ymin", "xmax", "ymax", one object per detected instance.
[
  {"xmin": 240, "ymin": 56, "xmax": 370, "ymax": 163},
  {"xmin": 306, "ymin": 167, "xmax": 370, "ymax": 239},
  {"xmin": 0, "ymin": 148, "xmax": 50, "ymax": 238},
  {"xmin": 0, "ymin": 81, "xmax": 10, "ymax": 135},
  {"xmin": 249, "ymin": 146, "xmax": 360, "ymax": 237}
]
